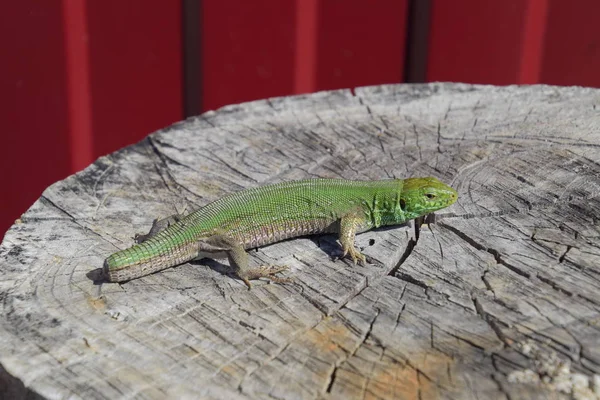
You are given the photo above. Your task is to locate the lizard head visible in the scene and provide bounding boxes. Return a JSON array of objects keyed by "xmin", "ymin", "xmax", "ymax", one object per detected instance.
[{"xmin": 399, "ymin": 177, "xmax": 458, "ymax": 219}]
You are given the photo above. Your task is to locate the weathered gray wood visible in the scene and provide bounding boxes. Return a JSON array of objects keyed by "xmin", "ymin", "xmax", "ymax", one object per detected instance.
[{"xmin": 1, "ymin": 83, "xmax": 600, "ymax": 399}]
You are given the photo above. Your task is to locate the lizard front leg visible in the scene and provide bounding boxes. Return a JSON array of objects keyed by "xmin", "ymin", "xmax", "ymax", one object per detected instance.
[
  {"xmin": 339, "ymin": 213, "xmax": 367, "ymax": 264},
  {"xmin": 202, "ymin": 235, "xmax": 290, "ymax": 289}
]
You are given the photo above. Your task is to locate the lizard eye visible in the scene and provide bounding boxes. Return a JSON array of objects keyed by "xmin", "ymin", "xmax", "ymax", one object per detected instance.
[{"xmin": 425, "ymin": 193, "xmax": 436, "ymax": 200}]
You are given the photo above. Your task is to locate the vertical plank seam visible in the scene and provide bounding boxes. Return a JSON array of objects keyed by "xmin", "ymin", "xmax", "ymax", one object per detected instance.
[
  {"xmin": 405, "ymin": 0, "xmax": 431, "ymax": 83},
  {"xmin": 183, "ymin": 0, "xmax": 201, "ymax": 115}
]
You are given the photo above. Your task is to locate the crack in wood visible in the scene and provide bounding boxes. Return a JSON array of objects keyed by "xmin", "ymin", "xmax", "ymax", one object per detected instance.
[
  {"xmin": 324, "ymin": 308, "xmax": 380, "ymax": 395},
  {"xmin": 440, "ymin": 222, "xmax": 532, "ymax": 279},
  {"xmin": 471, "ymin": 295, "xmax": 511, "ymax": 347},
  {"xmin": 558, "ymin": 245, "xmax": 572, "ymax": 263}
]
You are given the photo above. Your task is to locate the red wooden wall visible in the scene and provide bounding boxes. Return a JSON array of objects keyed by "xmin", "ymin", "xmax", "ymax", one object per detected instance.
[
  {"xmin": 427, "ymin": 0, "xmax": 600, "ymax": 86},
  {"xmin": 200, "ymin": 0, "xmax": 407, "ymax": 111},
  {"xmin": 2, "ymin": 0, "xmax": 600, "ymax": 239}
]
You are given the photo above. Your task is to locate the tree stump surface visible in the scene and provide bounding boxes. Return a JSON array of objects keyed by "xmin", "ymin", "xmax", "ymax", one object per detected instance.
[{"xmin": 2, "ymin": 83, "xmax": 600, "ymax": 400}]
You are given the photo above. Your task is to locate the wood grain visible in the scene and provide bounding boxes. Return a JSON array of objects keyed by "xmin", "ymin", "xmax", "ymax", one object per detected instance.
[{"xmin": 1, "ymin": 83, "xmax": 600, "ymax": 399}]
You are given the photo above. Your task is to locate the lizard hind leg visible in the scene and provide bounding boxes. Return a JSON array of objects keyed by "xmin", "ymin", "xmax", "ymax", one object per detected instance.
[
  {"xmin": 205, "ymin": 234, "xmax": 291, "ymax": 289},
  {"xmin": 134, "ymin": 214, "xmax": 184, "ymax": 243}
]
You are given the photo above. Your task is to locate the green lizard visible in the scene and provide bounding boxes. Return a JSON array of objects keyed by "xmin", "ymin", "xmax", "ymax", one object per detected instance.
[{"xmin": 104, "ymin": 177, "xmax": 458, "ymax": 288}]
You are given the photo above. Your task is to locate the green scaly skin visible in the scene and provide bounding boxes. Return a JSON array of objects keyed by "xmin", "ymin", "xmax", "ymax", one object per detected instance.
[{"xmin": 104, "ymin": 177, "xmax": 458, "ymax": 288}]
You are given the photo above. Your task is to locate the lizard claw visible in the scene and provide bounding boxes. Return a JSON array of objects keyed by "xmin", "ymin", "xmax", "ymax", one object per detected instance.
[
  {"xmin": 342, "ymin": 245, "xmax": 367, "ymax": 265},
  {"xmin": 240, "ymin": 265, "xmax": 292, "ymax": 289}
]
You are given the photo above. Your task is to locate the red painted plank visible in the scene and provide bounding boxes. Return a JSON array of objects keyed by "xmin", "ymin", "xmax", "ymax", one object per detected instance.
[
  {"xmin": 518, "ymin": 0, "xmax": 549, "ymax": 83},
  {"xmin": 86, "ymin": 0, "xmax": 183, "ymax": 157},
  {"xmin": 427, "ymin": 0, "xmax": 600, "ymax": 87},
  {"xmin": 63, "ymin": 0, "xmax": 94, "ymax": 171},
  {"xmin": 201, "ymin": 1, "xmax": 296, "ymax": 111},
  {"xmin": 201, "ymin": 0, "xmax": 408, "ymax": 111},
  {"xmin": 427, "ymin": 1, "xmax": 533, "ymax": 84},
  {"xmin": 541, "ymin": 0, "xmax": 600, "ymax": 87},
  {"xmin": 317, "ymin": 0, "xmax": 409, "ymax": 91},
  {"xmin": 294, "ymin": 0, "xmax": 319, "ymax": 94},
  {"xmin": 0, "ymin": 2, "xmax": 71, "ymax": 239},
  {"xmin": 1, "ymin": 1, "xmax": 184, "ymax": 239}
]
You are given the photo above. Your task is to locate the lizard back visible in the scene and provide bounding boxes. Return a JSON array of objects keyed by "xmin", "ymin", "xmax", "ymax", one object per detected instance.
[{"xmin": 185, "ymin": 178, "xmax": 406, "ymax": 248}]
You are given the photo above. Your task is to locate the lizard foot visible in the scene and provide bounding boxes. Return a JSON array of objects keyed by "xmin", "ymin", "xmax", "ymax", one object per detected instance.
[
  {"xmin": 134, "ymin": 214, "xmax": 184, "ymax": 243},
  {"xmin": 240, "ymin": 265, "xmax": 292, "ymax": 289},
  {"xmin": 341, "ymin": 245, "xmax": 367, "ymax": 265}
]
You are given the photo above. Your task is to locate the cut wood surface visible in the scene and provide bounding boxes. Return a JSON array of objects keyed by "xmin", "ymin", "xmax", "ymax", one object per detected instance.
[{"xmin": 2, "ymin": 83, "xmax": 600, "ymax": 399}]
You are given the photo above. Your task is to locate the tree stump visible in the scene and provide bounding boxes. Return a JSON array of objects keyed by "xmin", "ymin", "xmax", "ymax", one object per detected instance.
[{"xmin": 2, "ymin": 83, "xmax": 600, "ymax": 399}]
